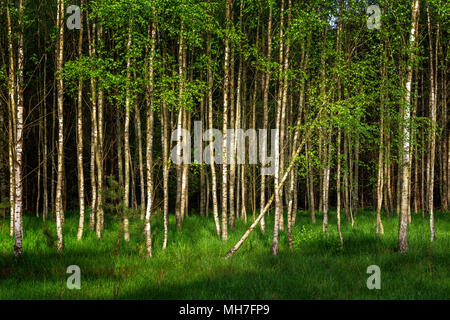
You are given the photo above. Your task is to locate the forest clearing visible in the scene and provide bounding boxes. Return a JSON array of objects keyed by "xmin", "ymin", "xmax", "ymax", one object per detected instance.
[
  {"xmin": 0, "ymin": 0, "xmax": 449, "ymax": 301},
  {"xmin": 0, "ymin": 210, "xmax": 449, "ymax": 299}
]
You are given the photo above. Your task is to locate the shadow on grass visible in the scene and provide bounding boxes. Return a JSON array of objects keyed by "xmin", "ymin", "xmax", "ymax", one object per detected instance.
[{"xmin": 0, "ymin": 210, "xmax": 448, "ymax": 299}]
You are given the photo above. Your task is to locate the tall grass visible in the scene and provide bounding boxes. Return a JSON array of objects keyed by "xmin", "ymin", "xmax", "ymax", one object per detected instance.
[{"xmin": 0, "ymin": 209, "xmax": 448, "ymax": 299}]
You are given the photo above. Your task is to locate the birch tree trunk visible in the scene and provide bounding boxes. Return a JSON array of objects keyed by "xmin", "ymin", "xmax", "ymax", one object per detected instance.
[
  {"xmin": 76, "ymin": 0, "xmax": 86, "ymax": 241},
  {"xmin": 229, "ymin": 43, "xmax": 236, "ymax": 229},
  {"xmin": 135, "ymin": 96, "xmax": 145, "ymax": 220},
  {"xmin": 180, "ymin": 110, "xmax": 189, "ymax": 221},
  {"xmin": 96, "ymin": 24, "xmax": 105, "ymax": 237},
  {"xmin": 6, "ymin": 0, "xmax": 16, "ymax": 238},
  {"xmin": 162, "ymin": 101, "xmax": 170, "ymax": 248},
  {"xmin": 322, "ymin": 131, "xmax": 331, "ymax": 236},
  {"xmin": 200, "ymin": 93, "xmax": 206, "ymax": 217},
  {"xmin": 426, "ymin": 5, "xmax": 437, "ymax": 241},
  {"xmin": 123, "ymin": 26, "xmax": 132, "ymax": 242},
  {"xmin": 87, "ymin": 14, "xmax": 97, "ymax": 231},
  {"xmin": 272, "ymin": 0, "xmax": 285, "ymax": 256},
  {"xmin": 376, "ymin": 104, "xmax": 385, "ymax": 235},
  {"xmin": 336, "ymin": 129, "xmax": 344, "ymax": 246},
  {"xmin": 260, "ymin": 2, "xmax": 272, "ymax": 233},
  {"xmin": 335, "ymin": 7, "xmax": 344, "ymax": 245},
  {"xmin": 376, "ymin": 57, "xmax": 386, "ymax": 235},
  {"xmin": 55, "ymin": 0, "xmax": 65, "ymax": 253},
  {"xmin": 306, "ymin": 141, "xmax": 316, "ymax": 223},
  {"xmin": 282, "ymin": 0, "xmax": 292, "ymax": 247},
  {"xmin": 220, "ymin": 0, "xmax": 232, "ymax": 241},
  {"xmin": 207, "ymin": 24, "xmax": 220, "ymax": 237},
  {"xmin": 11, "ymin": 0, "xmax": 25, "ymax": 257},
  {"xmin": 175, "ymin": 24, "xmax": 186, "ymax": 227},
  {"xmin": 320, "ymin": 25, "xmax": 330, "ymax": 235},
  {"xmin": 43, "ymin": 52, "xmax": 48, "ymax": 222},
  {"xmin": 398, "ymin": 0, "xmax": 420, "ymax": 252},
  {"xmin": 144, "ymin": 15, "xmax": 156, "ymax": 257},
  {"xmin": 279, "ymin": 0, "xmax": 291, "ymax": 234}
]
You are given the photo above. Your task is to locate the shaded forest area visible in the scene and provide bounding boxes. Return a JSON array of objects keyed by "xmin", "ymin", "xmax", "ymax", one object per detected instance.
[{"xmin": 0, "ymin": 0, "xmax": 449, "ymax": 262}]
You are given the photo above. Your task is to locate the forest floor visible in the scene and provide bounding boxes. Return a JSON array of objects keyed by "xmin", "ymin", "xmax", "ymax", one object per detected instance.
[{"xmin": 0, "ymin": 208, "xmax": 449, "ymax": 299}]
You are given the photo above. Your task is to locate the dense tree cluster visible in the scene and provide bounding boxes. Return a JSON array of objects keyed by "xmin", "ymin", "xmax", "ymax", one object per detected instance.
[{"xmin": 0, "ymin": 0, "xmax": 448, "ymax": 258}]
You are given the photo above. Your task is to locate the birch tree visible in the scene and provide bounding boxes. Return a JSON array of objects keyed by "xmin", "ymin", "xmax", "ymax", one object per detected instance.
[{"xmin": 398, "ymin": 0, "xmax": 420, "ymax": 253}]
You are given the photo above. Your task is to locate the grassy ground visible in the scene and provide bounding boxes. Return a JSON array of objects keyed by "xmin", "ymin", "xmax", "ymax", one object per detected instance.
[{"xmin": 0, "ymin": 208, "xmax": 449, "ymax": 299}]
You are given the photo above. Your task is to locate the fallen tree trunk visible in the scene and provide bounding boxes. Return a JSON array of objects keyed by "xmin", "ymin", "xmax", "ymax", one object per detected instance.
[{"xmin": 225, "ymin": 108, "xmax": 324, "ymax": 258}]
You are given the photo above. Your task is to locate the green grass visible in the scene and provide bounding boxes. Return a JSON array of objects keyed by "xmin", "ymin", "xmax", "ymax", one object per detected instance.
[{"xmin": 0, "ymin": 208, "xmax": 449, "ymax": 299}]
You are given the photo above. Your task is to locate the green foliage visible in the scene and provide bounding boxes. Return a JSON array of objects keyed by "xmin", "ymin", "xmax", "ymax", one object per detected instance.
[
  {"xmin": 292, "ymin": 225, "xmax": 343, "ymax": 255},
  {"xmin": 101, "ymin": 176, "xmax": 137, "ymax": 221},
  {"xmin": 0, "ymin": 198, "xmax": 11, "ymax": 211},
  {"xmin": 42, "ymin": 224, "xmax": 57, "ymax": 249},
  {"xmin": 0, "ymin": 211, "xmax": 448, "ymax": 299}
]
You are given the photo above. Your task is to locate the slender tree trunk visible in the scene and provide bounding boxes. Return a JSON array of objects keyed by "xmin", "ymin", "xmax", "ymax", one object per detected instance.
[
  {"xmin": 442, "ymin": 44, "xmax": 449, "ymax": 211},
  {"xmin": 320, "ymin": 25, "xmax": 330, "ymax": 235},
  {"xmin": 43, "ymin": 52, "xmax": 48, "ymax": 222},
  {"xmin": 180, "ymin": 109, "xmax": 189, "ymax": 221},
  {"xmin": 230, "ymin": 56, "xmax": 243, "ymax": 229},
  {"xmin": 292, "ymin": 170, "xmax": 298, "ymax": 226},
  {"xmin": 272, "ymin": 0, "xmax": 286, "ymax": 256},
  {"xmin": 343, "ymin": 135, "xmax": 350, "ymax": 222},
  {"xmin": 96, "ymin": 25, "xmax": 105, "ymax": 236},
  {"xmin": 10, "ymin": 0, "xmax": 25, "ymax": 257},
  {"xmin": 306, "ymin": 141, "xmax": 316, "ymax": 223},
  {"xmin": 322, "ymin": 131, "xmax": 331, "ymax": 236},
  {"xmin": 260, "ymin": 2, "xmax": 272, "ymax": 233},
  {"xmin": 135, "ymin": 82, "xmax": 145, "ymax": 221},
  {"xmin": 352, "ymin": 135, "xmax": 360, "ymax": 217},
  {"xmin": 376, "ymin": 94, "xmax": 385, "ymax": 235},
  {"xmin": 175, "ymin": 24, "xmax": 185, "ymax": 229},
  {"xmin": 251, "ymin": 72, "xmax": 257, "ymax": 222},
  {"xmin": 0, "ymin": 75, "xmax": 5, "ymax": 213},
  {"xmin": 36, "ymin": 54, "xmax": 41, "ymax": 218},
  {"xmin": 398, "ymin": 0, "xmax": 420, "ymax": 252},
  {"xmin": 55, "ymin": 0, "xmax": 65, "ymax": 253},
  {"xmin": 336, "ymin": 129, "xmax": 344, "ymax": 246},
  {"xmin": 200, "ymin": 93, "xmax": 205, "ymax": 217},
  {"xmin": 123, "ymin": 26, "xmax": 132, "ymax": 242},
  {"xmin": 281, "ymin": 0, "xmax": 292, "ymax": 247},
  {"xmin": 175, "ymin": 107, "xmax": 183, "ymax": 228},
  {"xmin": 76, "ymin": 0, "xmax": 86, "ymax": 241},
  {"xmin": 0, "ymin": 27, "xmax": 6, "ymax": 209},
  {"xmin": 448, "ymin": 135, "xmax": 450, "ymax": 209},
  {"xmin": 240, "ymin": 66, "xmax": 247, "ymax": 225},
  {"xmin": 385, "ymin": 107, "xmax": 393, "ymax": 217},
  {"xmin": 420, "ymin": 72, "xmax": 426, "ymax": 217},
  {"xmin": 221, "ymin": 0, "xmax": 232, "ymax": 241},
  {"xmin": 207, "ymin": 27, "xmax": 221, "ymax": 237},
  {"xmin": 117, "ymin": 111, "xmax": 124, "ymax": 192},
  {"xmin": 335, "ymin": 7, "xmax": 344, "ymax": 245},
  {"xmin": 376, "ymin": 57, "xmax": 386, "ymax": 235},
  {"xmin": 426, "ymin": 5, "xmax": 437, "ymax": 241},
  {"xmin": 144, "ymin": 16, "xmax": 156, "ymax": 257},
  {"xmin": 87, "ymin": 14, "xmax": 97, "ymax": 231},
  {"xmin": 206, "ymin": 171, "xmax": 210, "ymax": 217},
  {"xmin": 229, "ymin": 42, "xmax": 236, "ymax": 230},
  {"xmin": 241, "ymin": 165, "xmax": 247, "ymax": 223},
  {"xmin": 6, "ymin": 0, "xmax": 16, "ymax": 238},
  {"xmin": 162, "ymin": 102, "xmax": 169, "ymax": 248}
]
